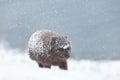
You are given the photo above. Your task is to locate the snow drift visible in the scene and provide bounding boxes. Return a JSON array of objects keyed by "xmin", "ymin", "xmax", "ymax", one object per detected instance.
[{"xmin": 0, "ymin": 42, "xmax": 120, "ymax": 80}]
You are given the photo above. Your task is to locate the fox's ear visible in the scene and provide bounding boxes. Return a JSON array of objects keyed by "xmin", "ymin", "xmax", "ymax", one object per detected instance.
[{"xmin": 51, "ymin": 37, "xmax": 57, "ymax": 47}]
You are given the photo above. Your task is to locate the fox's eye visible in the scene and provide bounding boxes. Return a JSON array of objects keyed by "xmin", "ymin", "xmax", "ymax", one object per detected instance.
[
  {"xmin": 58, "ymin": 48, "xmax": 64, "ymax": 51},
  {"xmin": 66, "ymin": 47, "xmax": 71, "ymax": 50}
]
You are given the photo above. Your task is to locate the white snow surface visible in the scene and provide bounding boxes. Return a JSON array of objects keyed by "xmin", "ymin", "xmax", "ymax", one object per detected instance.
[{"xmin": 0, "ymin": 43, "xmax": 120, "ymax": 80}]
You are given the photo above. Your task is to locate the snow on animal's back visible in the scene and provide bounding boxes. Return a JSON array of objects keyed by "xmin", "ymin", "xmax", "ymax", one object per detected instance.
[{"xmin": 28, "ymin": 30, "xmax": 60, "ymax": 53}]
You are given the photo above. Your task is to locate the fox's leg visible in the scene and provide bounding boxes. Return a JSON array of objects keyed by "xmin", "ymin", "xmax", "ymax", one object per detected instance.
[
  {"xmin": 59, "ymin": 61, "xmax": 68, "ymax": 70},
  {"xmin": 38, "ymin": 63, "xmax": 51, "ymax": 69},
  {"xmin": 44, "ymin": 65, "xmax": 51, "ymax": 68},
  {"xmin": 38, "ymin": 63, "xmax": 44, "ymax": 68}
]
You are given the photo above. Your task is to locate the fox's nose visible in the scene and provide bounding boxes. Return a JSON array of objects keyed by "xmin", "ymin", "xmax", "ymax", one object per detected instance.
[{"xmin": 65, "ymin": 53, "xmax": 70, "ymax": 58}]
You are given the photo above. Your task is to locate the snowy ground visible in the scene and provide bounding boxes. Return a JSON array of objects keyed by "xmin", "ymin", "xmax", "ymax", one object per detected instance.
[{"xmin": 0, "ymin": 43, "xmax": 120, "ymax": 80}]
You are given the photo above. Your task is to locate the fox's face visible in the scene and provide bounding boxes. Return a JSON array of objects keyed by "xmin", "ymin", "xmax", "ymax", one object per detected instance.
[{"xmin": 50, "ymin": 36, "xmax": 71, "ymax": 59}]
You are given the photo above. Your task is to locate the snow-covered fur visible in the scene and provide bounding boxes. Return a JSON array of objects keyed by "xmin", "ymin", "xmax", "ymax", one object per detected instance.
[{"xmin": 28, "ymin": 30, "xmax": 71, "ymax": 70}]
